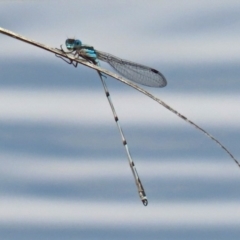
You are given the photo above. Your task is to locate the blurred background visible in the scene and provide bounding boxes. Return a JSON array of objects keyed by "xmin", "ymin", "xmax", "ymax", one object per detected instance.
[{"xmin": 0, "ymin": 1, "xmax": 240, "ymax": 239}]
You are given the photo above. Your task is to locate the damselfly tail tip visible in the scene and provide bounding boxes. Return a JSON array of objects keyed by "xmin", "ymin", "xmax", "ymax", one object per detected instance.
[{"xmin": 142, "ymin": 198, "xmax": 148, "ymax": 206}]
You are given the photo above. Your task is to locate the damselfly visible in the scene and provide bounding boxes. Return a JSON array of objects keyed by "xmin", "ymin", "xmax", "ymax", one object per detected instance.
[
  {"xmin": 56, "ymin": 39, "xmax": 169, "ymax": 206},
  {"xmin": 56, "ymin": 38, "xmax": 240, "ymax": 206}
]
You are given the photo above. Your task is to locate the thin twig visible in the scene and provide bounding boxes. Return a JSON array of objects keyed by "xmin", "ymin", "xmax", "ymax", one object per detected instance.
[{"xmin": 0, "ymin": 26, "xmax": 239, "ymax": 168}]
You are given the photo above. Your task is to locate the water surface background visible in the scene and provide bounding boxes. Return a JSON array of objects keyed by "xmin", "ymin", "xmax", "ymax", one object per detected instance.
[{"xmin": 0, "ymin": 1, "xmax": 240, "ymax": 239}]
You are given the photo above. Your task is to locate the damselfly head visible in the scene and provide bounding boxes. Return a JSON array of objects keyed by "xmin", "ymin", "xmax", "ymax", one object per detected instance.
[{"xmin": 65, "ymin": 39, "xmax": 82, "ymax": 50}]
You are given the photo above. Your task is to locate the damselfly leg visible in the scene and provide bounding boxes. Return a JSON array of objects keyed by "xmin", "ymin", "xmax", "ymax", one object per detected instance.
[{"xmin": 55, "ymin": 45, "xmax": 79, "ymax": 67}]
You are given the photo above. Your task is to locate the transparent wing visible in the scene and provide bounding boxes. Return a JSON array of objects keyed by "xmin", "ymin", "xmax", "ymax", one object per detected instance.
[{"xmin": 96, "ymin": 50, "xmax": 167, "ymax": 88}]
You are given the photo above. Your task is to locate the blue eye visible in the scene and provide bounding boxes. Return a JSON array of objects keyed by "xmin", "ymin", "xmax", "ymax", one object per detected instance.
[
  {"xmin": 65, "ymin": 39, "xmax": 75, "ymax": 50},
  {"xmin": 66, "ymin": 39, "xmax": 75, "ymax": 45}
]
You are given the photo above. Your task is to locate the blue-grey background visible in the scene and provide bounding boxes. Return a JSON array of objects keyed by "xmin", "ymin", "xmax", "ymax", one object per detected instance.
[{"xmin": 0, "ymin": 1, "xmax": 240, "ymax": 239}]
